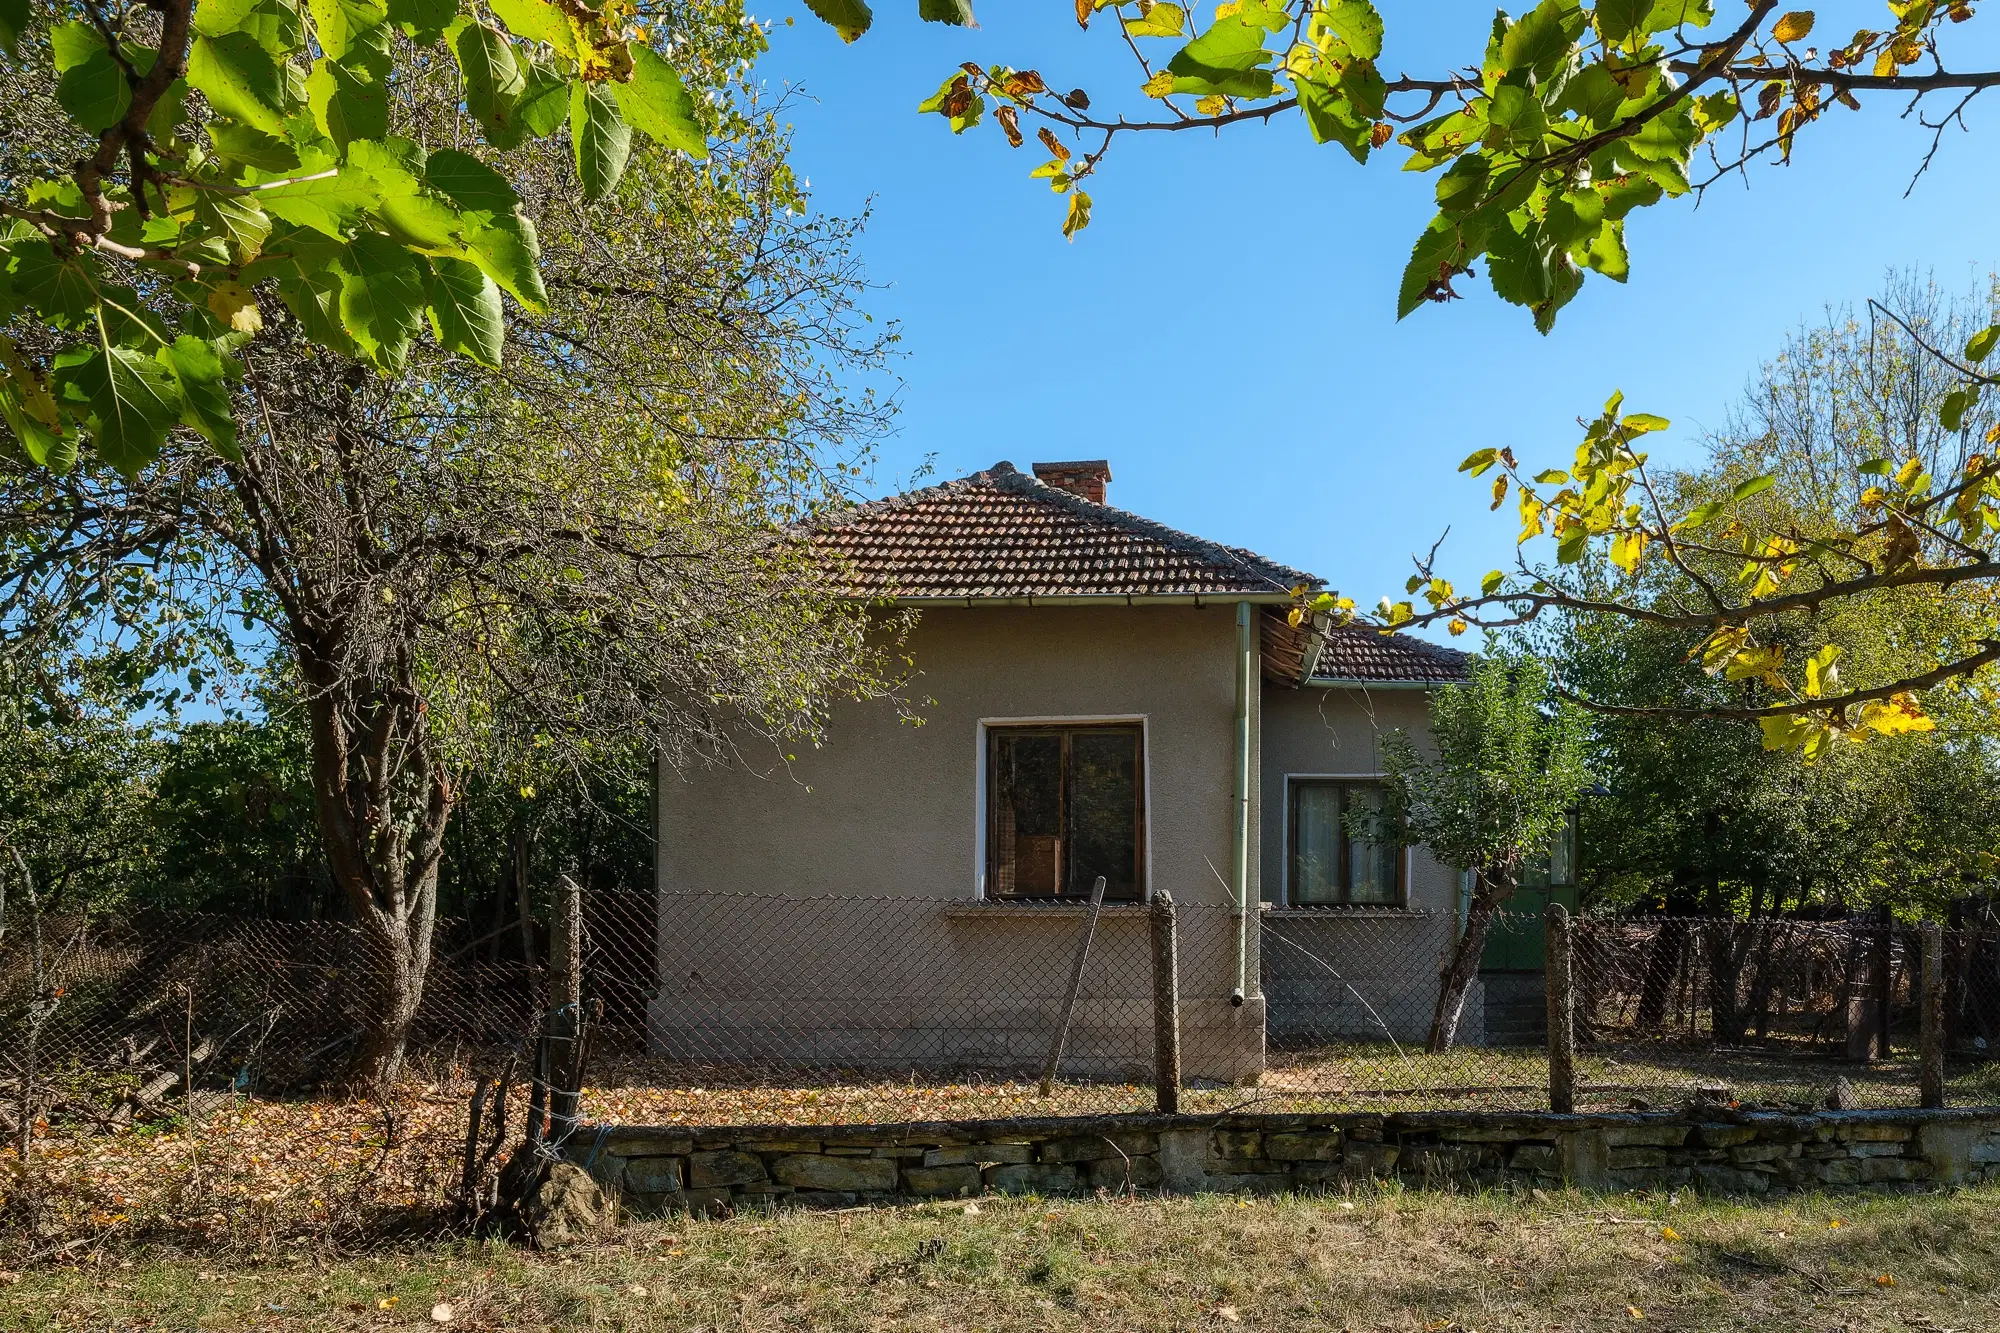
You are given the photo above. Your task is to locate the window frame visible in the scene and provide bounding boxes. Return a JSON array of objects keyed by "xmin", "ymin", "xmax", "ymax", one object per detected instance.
[
  {"xmin": 975, "ymin": 716, "xmax": 1150, "ymax": 902},
  {"xmin": 1283, "ymin": 774, "xmax": 1409, "ymax": 908}
]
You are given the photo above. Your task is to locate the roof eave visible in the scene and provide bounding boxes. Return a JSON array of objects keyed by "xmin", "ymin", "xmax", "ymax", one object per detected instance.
[
  {"xmin": 853, "ymin": 591, "xmax": 1302, "ymax": 608},
  {"xmin": 1306, "ymin": 677, "xmax": 1454, "ymax": 691}
]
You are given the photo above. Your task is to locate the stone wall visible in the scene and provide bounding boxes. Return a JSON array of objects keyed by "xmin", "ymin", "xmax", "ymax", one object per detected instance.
[{"xmin": 571, "ymin": 1107, "xmax": 2000, "ymax": 1217}]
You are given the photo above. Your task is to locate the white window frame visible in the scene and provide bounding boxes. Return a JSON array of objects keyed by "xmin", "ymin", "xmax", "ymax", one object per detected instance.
[
  {"xmin": 1280, "ymin": 771, "xmax": 1411, "ymax": 909},
  {"xmin": 973, "ymin": 714, "xmax": 1152, "ymax": 901}
]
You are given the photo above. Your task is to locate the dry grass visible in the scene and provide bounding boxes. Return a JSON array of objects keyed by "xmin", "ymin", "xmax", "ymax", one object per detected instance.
[{"xmin": 4, "ymin": 1183, "xmax": 1998, "ymax": 1331}]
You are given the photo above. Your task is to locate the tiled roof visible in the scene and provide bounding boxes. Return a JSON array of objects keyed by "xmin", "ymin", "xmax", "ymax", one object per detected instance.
[
  {"xmin": 1311, "ymin": 626, "xmax": 1471, "ymax": 684},
  {"xmin": 810, "ymin": 462, "xmax": 1317, "ymax": 600}
]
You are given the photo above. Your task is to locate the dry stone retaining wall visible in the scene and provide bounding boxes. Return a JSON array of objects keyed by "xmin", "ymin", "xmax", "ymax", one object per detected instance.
[{"xmin": 570, "ymin": 1107, "xmax": 2000, "ymax": 1217}]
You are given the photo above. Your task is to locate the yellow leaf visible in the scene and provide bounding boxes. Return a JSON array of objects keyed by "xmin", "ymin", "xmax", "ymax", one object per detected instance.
[
  {"xmin": 1492, "ymin": 474, "xmax": 1509, "ymax": 509},
  {"xmin": 1609, "ymin": 530, "xmax": 1646, "ymax": 574},
  {"xmin": 208, "ymin": 279, "xmax": 264, "ymax": 334},
  {"xmin": 1063, "ymin": 189, "xmax": 1093, "ymax": 240},
  {"xmin": 1142, "ymin": 70, "xmax": 1176, "ymax": 97},
  {"xmin": 1723, "ymin": 643, "xmax": 1784, "ymax": 684},
  {"xmin": 1895, "ymin": 456, "xmax": 1925, "ymax": 490},
  {"xmin": 1694, "ymin": 625, "xmax": 1752, "ymax": 674},
  {"xmin": 1772, "ymin": 10, "xmax": 1815, "ymax": 41},
  {"xmin": 1447, "ymin": 618, "xmax": 1469, "ymax": 636},
  {"xmin": 379, "ymin": 1297, "xmax": 399, "ymax": 1310},
  {"xmin": 1628, "ymin": 1307, "xmax": 1646, "ymax": 1321},
  {"xmin": 1196, "ymin": 94, "xmax": 1227, "ymax": 114},
  {"xmin": 1661, "ymin": 1225, "xmax": 1682, "ymax": 1241},
  {"xmin": 1876, "ymin": 1274, "xmax": 1897, "ymax": 1287},
  {"xmin": 1803, "ymin": 643, "xmax": 1842, "ymax": 698},
  {"xmin": 1214, "ymin": 0, "xmax": 1242, "ymax": 16},
  {"xmin": 1518, "ymin": 492, "xmax": 1547, "ymax": 542},
  {"xmin": 1858, "ymin": 692, "xmax": 1935, "ymax": 736}
]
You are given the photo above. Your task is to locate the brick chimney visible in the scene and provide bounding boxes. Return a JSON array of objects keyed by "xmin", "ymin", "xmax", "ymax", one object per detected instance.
[{"xmin": 1032, "ymin": 460, "xmax": 1112, "ymax": 505}]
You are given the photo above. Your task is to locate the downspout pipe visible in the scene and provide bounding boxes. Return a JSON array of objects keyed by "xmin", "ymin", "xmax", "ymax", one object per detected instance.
[{"xmin": 1231, "ymin": 601, "xmax": 1252, "ymax": 1006}]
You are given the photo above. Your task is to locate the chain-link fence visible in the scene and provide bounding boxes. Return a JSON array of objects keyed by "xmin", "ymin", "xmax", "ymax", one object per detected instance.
[{"xmin": 5, "ymin": 891, "xmax": 1999, "ymax": 1250}]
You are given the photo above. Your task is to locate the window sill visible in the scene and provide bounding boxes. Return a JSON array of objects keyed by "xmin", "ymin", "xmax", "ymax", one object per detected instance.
[
  {"xmin": 1265, "ymin": 905, "xmax": 1420, "ymax": 919},
  {"xmin": 946, "ymin": 900, "xmax": 1150, "ymax": 919}
]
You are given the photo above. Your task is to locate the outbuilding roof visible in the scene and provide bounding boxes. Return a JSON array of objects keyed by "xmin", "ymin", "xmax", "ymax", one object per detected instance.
[
  {"xmin": 1310, "ymin": 625, "xmax": 1472, "ymax": 685},
  {"xmin": 809, "ymin": 461, "xmax": 1316, "ymax": 602}
]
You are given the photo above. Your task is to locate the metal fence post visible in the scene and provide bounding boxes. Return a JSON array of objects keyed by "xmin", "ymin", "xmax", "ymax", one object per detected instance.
[
  {"xmin": 1545, "ymin": 903, "xmax": 1576, "ymax": 1114},
  {"xmin": 1151, "ymin": 890, "xmax": 1182, "ymax": 1115},
  {"xmin": 1040, "ymin": 876, "xmax": 1107, "ymax": 1097},
  {"xmin": 1921, "ymin": 921, "xmax": 1946, "ymax": 1109}
]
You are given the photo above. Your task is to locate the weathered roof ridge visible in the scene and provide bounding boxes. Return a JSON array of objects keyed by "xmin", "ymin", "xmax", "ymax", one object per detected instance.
[{"xmin": 810, "ymin": 461, "xmax": 1319, "ymax": 598}]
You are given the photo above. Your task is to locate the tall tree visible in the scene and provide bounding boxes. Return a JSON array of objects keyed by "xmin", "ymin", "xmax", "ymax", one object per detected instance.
[
  {"xmin": 2, "ymin": 23, "xmax": 904, "ymax": 1085},
  {"xmin": 1374, "ymin": 651, "xmax": 1590, "ymax": 1050}
]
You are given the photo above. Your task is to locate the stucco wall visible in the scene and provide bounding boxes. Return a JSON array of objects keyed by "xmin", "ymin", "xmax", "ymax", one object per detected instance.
[
  {"xmin": 654, "ymin": 605, "xmax": 1265, "ymax": 1081},
  {"xmin": 1255, "ymin": 683, "xmax": 1483, "ymax": 1045}
]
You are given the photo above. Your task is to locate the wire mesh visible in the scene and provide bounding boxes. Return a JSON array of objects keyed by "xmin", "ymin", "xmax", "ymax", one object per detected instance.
[{"xmin": 5, "ymin": 892, "xmax": 1999, "ymax": 1249}]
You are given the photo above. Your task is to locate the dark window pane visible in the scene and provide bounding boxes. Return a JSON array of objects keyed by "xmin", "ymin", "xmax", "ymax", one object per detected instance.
[
  {"xmin": 992, "ymin": 732, "xmax": 1062, "ymax": 896},
  {"xmin": 1067, "ymin": 728, "xmax": 1140, "ymax": 899},
  {"xmin": 1293, "ymin": 783, "xmax": 1343, "ymax": 904},
  {"xmin": 1344, "ymin": 785, "xmax": 1399, "ymax": 904}
]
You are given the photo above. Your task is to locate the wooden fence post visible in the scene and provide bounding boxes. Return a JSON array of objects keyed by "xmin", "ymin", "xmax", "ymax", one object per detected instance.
[
  {"xmin": 545, "ymin": 872, "xmax": 584, "ymax": 1143},
  {"xmin": 1041, "ymin": 876, "xmax": 1107, "ymax": 1097},
  {"xmin": 1151, "ymin": 890, "xmax": 1182, "ymax": 1115},
  {"xmin": 1546, "ymin": 903, "xmax": 1576, "ymax": 1115},
  {"xmin": 1921, "ymin": 921, "xmax": 1946, "ymax": 1109}
]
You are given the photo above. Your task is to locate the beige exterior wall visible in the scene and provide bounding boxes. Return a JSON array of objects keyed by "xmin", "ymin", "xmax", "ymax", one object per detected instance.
[
  {"xmin": 654, "ymin": 605, "xmax": 1266, "ymax": 1081},
  {"xmin": 1256, "ymin": 683, "xmax": 1483, "ymax": 1046}
]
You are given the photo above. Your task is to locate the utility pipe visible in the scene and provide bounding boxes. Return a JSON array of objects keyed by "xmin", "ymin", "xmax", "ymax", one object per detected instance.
[{"xmin": 1231, "ymin": 601, "xmax": 1252, "ymax": 1006}]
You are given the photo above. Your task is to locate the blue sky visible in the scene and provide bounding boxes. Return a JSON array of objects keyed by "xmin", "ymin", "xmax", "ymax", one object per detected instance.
[{"xmin": 753, "ymin": 2, "xmax": 2000, "ymax": 619}]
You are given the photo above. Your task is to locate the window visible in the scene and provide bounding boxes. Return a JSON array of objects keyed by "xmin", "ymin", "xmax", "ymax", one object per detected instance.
[
  {"xmin": 1289, "ymin": 779, "xmax": 1403, "ymax": 906},
  {"xmin": 1517, "ymin": 809, "xmax": 1579, "ymax": 890},
  {"xmin": 987, "ymin": 724, "xmax": 1144, "ymax": 900}
]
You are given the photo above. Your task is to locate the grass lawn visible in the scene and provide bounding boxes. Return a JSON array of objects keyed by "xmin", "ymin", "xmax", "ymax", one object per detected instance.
[{"xmin": 5, "ymin": 1183, "xmax": 1998, "ymax": 1332}]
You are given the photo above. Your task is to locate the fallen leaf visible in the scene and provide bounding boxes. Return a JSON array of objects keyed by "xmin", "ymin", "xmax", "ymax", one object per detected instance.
[
  {"xmin": 1661, "ymin": 1226, "xmax": 1682, "ymax": 1241},
  {"xmin": 379, "ymin": 1296, "xmax": 399, "ymax": 1310},
  {"xmin": 627, "ymin": 1285, "xmax": 649, "ymax": 1297},
  {"xmin": 1627, "ymin": 1308, "xmax": 1646, "ymax": 1321},
  {"xmin": 1876, "ymin": 1274, "xmax": 1897, "ymax": 1287},
  {"xmin": 962, "ymin": 1203, "xmax": 981, "ymax": 1215},
  {"xmin": 430, "ymin": 1303, "xmax": 454, "ymax": 1323},
  {"xmin": 1217, "ymin": 1306, "xmax": 1241, "ymax": 1322},
  {"xmin": 1829, "ymin": 1219, "xmax": 1844, "ymax": 1229}
]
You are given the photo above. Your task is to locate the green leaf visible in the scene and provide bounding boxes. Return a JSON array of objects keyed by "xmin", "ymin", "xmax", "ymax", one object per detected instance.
[
  {"xmin": 612, "ymin": 45, "xmax": 705, "ymax": 157},
  {"xmin": 1940, "ymin": 387, "xmax": 1975, "ymax": 433},
  {"xmin": 0, "ymin": 0, "xmax": 29, "ymax": 58},
  {"xmin": 188, "ymin": 32, "xmax": 290, "ymax": 136},
  {"xmin": 515, "ymin": 54, "xmax": 571, "ymax": 138},
  {"xmin": 1319, "ymin": 0, "xmax": 1384, "ymax": 59},
  {"xmin": 58, "ymin": 344, "xmax": 183, "ymax": 475},
  {"xmin": 1459, "ymin": 447, "xmax": 1500, "ymax": 475},
  {"xmin": 207, "ymin": 122, "xmax": 303, "ymax": 171},
  {"xmin": 1594, "ymin": 0, "xmax": 1648, "ymax": 43},
  {"xmin": 1165, "ymin": 5, "xmax": 1284, "ymax": 98},
  {"xmin": 57, "ymin": 47, "xmax": 133, "ymax": 133},
  {"xmin": 10, "ymin": 238, "xmax": 102, "ymax": 325},
  {"xmin": 306, "ymin": 0, "xmax": 388, "ymax": 62},
  {"xmin": 487, "ymin": 0, "xmax": 574, "ymax": 51},
  {"xmin": 1298, "ymin": 78, "xmax": 1372, "ymax": 160},
  {"xmin": 454, "ymin": 22, "xmax": 528, "ymax": 147},
  {"xmin": 918, "ymin": 0, "xmax": 975, "ymax": 24},
  {"xmin": 805, "ymin": 0, "xmax": 873, "ymax": 41},
  {"xmin": 1678, "ymin": 498, "xmax": 1726, "ymax": 529},
  {"xmin": 306, "ymin": 58, "xmax": 389, "ymax": 149},
  {"xmin": 196, "ymin": 0, "xmax": 303, "ymax": 53},
  {"xmin": 386, "ymin": 0, "xmax": 455, "ymax": 42},
  {"xmin": 1965, "ymin": 325, "xmax": 1999, "ymax": 364},
  {"xmin": 426, "ymin": 256, "xmax": 504, "ymax": 366},
  {"xmin": 1398, "ymin": 214, "xmax": 1478, "ymax": 320},
  {"xmin": 570, "ymin": 79, "xmax": 633, "ymax": 200},
  {"xmin": 461, "ymin": 212, "xmax": 545, "ymax": 311},
  {"xmin": 1643, "ymin": 0, "xmax": 1713, "ymax": 33},
  {"xmin": 338, "ymin": 233, "xmax": 427, "ymax": 366},
  {"xmin": 426, "ymin": 149, "xmax": 521, "ymax": 216},
  {"xmin": 1434, "ymin": 155, "xmax": 1490, "ymax": 214},
  {"xmin": 1486, "ymin": 214, "xmax": 1555, "ymax": 308},
  {"xmin": 1732, "ymin": 473, "xmax": 1776, "ymax": 501},
  {"xmin": 1573, "ymin": 218, "xmax": 1628, "ymax": 281},
  {"xmin": 49, "ymin": 20, "xmax": 100, "ymax": 71},
  {"xmin": 258, "ymin": 168, "xmax": 379, "ymax": 236},
  {"xmin": 195, "ymin": 193, "xmax": 273, "ymax": 264},
  {"xmin": 1499, "ymin": 0, "xmax": 1586, "ymax": 79},
  {"xmin": 1480, "ymin": 569, "xmax": 1505, "ymax": 595},
  {"xmin": 158, "ymin": 335, "xmax": 240, "ymax": 459}
]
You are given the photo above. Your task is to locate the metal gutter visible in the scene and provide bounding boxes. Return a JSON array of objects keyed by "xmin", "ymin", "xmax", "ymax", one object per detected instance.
[
  {"xmin": 1231, "ymin": 601, "xmax": 1252, "ymax": 1005},
  {"xmin": 1306, "ymin": 678, "xmax": 1448, "ymax": 691}
]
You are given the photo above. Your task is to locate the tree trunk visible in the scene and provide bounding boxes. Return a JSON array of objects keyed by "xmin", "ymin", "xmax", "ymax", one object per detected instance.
[
  {"xmin": 1428, "ymin": 862, "xmax": 1512, "ymax": 1053},
  {"xmin": 295, "ymin": 646, "xmax": 454, "ymax": 1093},
  {"xmin": 1636, "ymin": 917, "xmax": 1689, "ymax": 1029}
]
